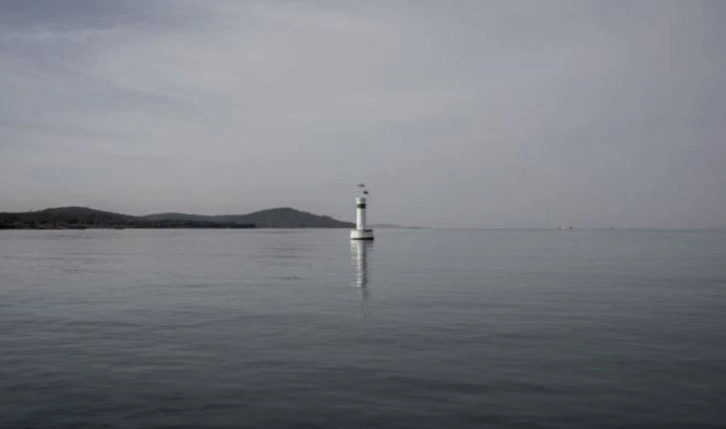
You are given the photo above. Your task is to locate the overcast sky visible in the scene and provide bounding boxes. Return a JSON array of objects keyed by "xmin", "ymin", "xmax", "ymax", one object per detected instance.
[{"xmin": 1, "ymin": 1, "xmax": 724, "ymax": 228}]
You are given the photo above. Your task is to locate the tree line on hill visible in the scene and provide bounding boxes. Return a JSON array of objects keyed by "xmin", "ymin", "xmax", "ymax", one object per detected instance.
[{"xmin": 0, "ymin": 207, "xmax": 354, "ymax": 230}]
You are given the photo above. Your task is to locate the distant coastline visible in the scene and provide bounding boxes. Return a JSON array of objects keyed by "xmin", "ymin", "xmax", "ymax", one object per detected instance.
[{"xmin": 0, "ymin": 207, "xmax": 354, "ymax": 230}]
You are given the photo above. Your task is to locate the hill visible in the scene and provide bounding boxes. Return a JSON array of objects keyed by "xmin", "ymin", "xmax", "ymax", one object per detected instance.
[
  {"xmin": 143, "ymin": 207, "xmax": 354, "ymax": 228},
  {"xmin": 0, "ymin": 207, "xmax": 255, "ymax": 230},
  {"xmin": 0, "ymin": 207, "xmax": 353, "ymax": 229}
]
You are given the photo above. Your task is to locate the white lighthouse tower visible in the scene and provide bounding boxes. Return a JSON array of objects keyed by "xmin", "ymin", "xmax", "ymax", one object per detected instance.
[{"xmin": 350, "ymin": 184, "xmax": 374, "ymax": 240}]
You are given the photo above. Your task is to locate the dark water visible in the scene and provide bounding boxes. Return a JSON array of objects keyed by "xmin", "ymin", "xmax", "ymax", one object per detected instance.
[{"xmin": 1, "ymin": 229, "xmax": 725, "ymax": 428}]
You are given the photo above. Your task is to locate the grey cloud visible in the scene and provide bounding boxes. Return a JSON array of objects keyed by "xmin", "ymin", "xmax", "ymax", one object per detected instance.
[{"xmin": 0, "ymin": 0, "xmax": 724, "ymax": 228}]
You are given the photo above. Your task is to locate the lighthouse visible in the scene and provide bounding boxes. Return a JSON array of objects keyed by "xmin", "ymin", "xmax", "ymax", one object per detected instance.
[{"xmin": 350, "ymin": 184, "xmax": 374, "ymax": 240}]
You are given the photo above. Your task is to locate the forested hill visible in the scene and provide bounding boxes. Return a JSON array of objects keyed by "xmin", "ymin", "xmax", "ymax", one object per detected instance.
[
  {"xmin": 0, "ymin": 207, "xmax": 352, "ymax": 229},
  {"xmin": 143, "ymin": 207, "xmax": 354, "ymax": 228}
]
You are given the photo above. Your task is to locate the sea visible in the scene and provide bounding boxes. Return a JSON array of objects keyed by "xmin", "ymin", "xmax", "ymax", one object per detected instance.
[{"xmin": 1, "ymin": 228, "xmax": 725, "ymax": 428}]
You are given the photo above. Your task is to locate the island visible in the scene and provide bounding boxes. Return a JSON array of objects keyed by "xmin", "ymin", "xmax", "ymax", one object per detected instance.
[{"xmin": 0, "ymin": 207, "xmax": 354, "ymax": 230}]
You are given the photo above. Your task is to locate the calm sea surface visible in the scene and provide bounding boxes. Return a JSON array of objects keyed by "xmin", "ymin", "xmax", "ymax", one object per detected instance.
[{"xmin": 1, "ymin": 228, "xmax": 725, "ymax": 428}]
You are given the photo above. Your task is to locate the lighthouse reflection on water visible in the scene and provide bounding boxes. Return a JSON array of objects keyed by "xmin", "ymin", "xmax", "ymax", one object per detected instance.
[
  {"xmin": 351, "ymin": 240, "xmax": 372, "ymax": 315},
  {"xmin": 351, "ymin": 240, "xmax": 371, "ymax": 288}
]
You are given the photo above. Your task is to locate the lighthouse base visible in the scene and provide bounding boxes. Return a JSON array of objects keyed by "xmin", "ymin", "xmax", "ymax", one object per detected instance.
[{"xmin": 350, "ymin": 229, "xmax": 374, "ymax": 240}]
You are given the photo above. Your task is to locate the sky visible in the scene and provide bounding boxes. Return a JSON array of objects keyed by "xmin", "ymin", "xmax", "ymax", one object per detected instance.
[{"xmin": 1, "ymin": 0, "xmax": 724, "ymax": 228}]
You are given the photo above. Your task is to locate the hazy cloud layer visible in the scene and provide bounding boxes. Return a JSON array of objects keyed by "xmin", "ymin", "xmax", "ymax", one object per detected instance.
[{"xmin": 1, "ymin": 0, "xmax": 724, "ymax": 228}]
